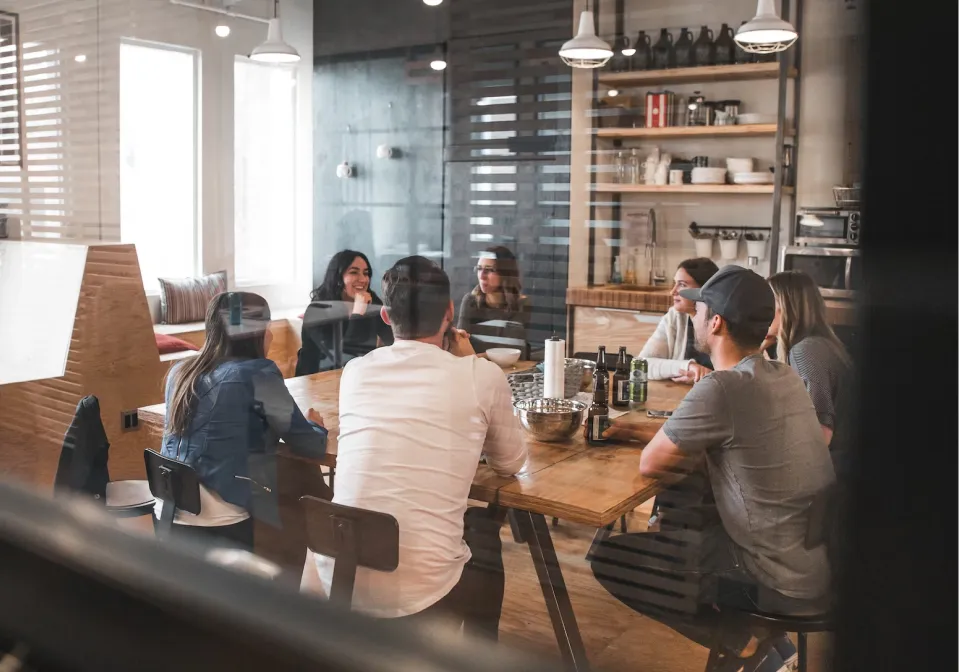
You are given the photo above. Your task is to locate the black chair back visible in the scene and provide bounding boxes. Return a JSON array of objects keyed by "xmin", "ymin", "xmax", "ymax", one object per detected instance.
[
  {"xmin": 804, "ymin": 482, "xmax": 838, "ymax": 550},
  {"xmin": 144, "ymin": 449, "xmax": 201, "ymax": 538},
  {"xmin": 300, "ymin": 495, "xmax": 399, "ymax": 608}
]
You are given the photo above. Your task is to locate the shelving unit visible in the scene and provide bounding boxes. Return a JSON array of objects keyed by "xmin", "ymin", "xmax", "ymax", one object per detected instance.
[
  {"xmin": 593, "ymin": 183, "xmax": 792, "ymax": 195},
  {"xmin": 596, "ymin": 124, "xmax": 789, "ymax": 140},
  {"xmin": 585, "ymin": 6, "xmax": 804, "ymax": 283}
]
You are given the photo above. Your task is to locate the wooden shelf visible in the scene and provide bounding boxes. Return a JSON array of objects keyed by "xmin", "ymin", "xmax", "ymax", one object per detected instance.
[
  {"xmin": 598, "ymin": 62, "xmax": 796, "ymax": 87},
  {"xmin": 596, "ymin": 124, "xmax": 790, "ymax": 139},
  {"xmin": 593, "ymin": 183, "xmax": 793, "ymax": 195}
]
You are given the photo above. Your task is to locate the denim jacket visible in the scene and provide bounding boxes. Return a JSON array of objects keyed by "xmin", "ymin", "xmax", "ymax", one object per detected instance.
[{"xmin": 161, "ymin": 358, "xmax": 327, "ymax": 525}]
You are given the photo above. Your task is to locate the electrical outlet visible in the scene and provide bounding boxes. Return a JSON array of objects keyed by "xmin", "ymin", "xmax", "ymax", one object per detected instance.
[{"xmin": 120, "ymin": 410, "xmax": 139, "ymax": 432}]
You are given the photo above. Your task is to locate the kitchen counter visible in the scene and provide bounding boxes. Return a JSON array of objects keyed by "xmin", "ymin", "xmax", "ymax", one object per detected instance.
[{"xmin": 566, "ymin": 285, "xmax": 672, "ymax": 313}]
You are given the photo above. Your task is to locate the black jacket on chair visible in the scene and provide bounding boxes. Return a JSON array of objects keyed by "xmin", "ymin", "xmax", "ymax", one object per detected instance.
[{"xmin": 54, "ymin": 395, "xmax": 110, "ymax": 502}]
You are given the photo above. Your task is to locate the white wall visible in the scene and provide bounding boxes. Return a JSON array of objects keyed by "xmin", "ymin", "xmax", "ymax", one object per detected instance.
[
  {"xmin": 568, "ymin": 0, "xmax": 864, "ymax": 286},
  {"xmin": 4, "ymin": 0, "xmax": 313, "ymax": 315}
]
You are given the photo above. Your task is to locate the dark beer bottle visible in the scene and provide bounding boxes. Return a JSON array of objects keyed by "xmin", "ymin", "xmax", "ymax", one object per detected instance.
[
  {"xmin": 611, "ymin": 346, "xmax": 630, "ymax": 408},
  {"xmin": 596, "ymin": 345, "xmax": 610, "ymax": 391},
  {"xmin": 585, "ymin": 369, "xmax": 610, "ymax": 446}
]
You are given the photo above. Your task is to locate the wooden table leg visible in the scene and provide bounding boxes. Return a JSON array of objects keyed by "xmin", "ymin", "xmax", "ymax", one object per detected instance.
[{"xmin": 511, "ymin": 509, "xmax": 590, "ymax": 671}]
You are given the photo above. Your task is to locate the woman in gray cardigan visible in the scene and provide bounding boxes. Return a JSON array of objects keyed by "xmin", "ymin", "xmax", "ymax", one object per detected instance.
[{"xmin": 457, "ymin": 246, "xmax": 530, "ymax": 351}]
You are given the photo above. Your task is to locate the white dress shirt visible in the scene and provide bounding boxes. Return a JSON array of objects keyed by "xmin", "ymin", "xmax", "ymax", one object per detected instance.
[{"xmin": 311, "ymin": 339, "xmax": 528, "ymax": 617}]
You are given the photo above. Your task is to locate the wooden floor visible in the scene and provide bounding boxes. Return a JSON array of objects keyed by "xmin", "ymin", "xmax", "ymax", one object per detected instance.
[{"xmin": 495, "ymin": 501, "xmax": 834, "ymax": 672}]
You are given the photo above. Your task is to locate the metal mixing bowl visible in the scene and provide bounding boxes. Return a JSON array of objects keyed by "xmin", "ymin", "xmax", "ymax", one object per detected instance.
[
  {"xmin": 567, "ymin": 358, "xmax": 596, "ymax": 392},
  {"xmin": 513, "ymin": 398, "xmax": 587, "ymax": 443}
]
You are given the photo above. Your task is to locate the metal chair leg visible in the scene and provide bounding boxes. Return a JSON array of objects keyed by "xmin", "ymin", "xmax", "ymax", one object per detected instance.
[
  {"xmin": 619, "ymin": 514, "xmax": 627, "ymax": 533},
  {"xmin": 797, "ymin": 632, "xmax": 808, "ymax": 672}
]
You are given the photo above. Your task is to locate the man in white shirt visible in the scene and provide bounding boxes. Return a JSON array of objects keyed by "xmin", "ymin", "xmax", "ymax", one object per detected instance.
[{"xmin": 303, "ymin": 255, "xmax": 528, "ymax": 639}]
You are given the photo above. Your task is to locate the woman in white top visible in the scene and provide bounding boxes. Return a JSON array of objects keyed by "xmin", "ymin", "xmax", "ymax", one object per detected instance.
[{"xmin": 639, "ymin": 258, "xmax": 719, "ymax": 383}]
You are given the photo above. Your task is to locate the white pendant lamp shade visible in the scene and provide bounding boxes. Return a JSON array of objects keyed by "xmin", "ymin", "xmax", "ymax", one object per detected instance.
[
  {"xmin": 735, "ymin": 0, "xmax": 798, "ymax": 54},
  {"xmin": 250, "ymin": 18, "xmax": 300, "ymax": 63},
  {"xmin": 559, "ymin": 10, "xmax": 613, "ymax": 68}
]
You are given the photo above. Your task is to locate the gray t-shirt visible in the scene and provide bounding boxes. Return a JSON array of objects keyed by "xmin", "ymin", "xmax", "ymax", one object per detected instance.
[
  {"xmin": 788, "ymin": 336, "xmax": 852, "ymax": 476},
  {"xmin": 662, "ymin": 354, "xmax": 835, "ymax": 600}
]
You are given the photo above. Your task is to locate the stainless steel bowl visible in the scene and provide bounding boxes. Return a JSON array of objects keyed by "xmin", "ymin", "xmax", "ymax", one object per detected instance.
[
  {"xmin": 568, "ymin": 358, "xmax": 596, "ymax": 392},
  {"xmin": 513, "ymin": 398, "xmax": 587, "ymax": 443}
]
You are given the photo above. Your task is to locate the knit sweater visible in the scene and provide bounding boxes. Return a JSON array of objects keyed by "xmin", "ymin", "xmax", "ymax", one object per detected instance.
[{"xmin": 638, "ymin": 307, "xmax": 699, "ymax": 380}]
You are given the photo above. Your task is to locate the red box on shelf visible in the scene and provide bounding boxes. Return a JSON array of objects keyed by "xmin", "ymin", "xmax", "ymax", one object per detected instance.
[{"xmin": 644, "ymin": 91, "xmax": 675, "ymax": 128}]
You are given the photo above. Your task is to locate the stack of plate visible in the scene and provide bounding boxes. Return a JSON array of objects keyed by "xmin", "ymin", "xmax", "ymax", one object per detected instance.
[
  {"xmin": 730, "ymin": 172, "xmax": 774, "ymax": 185},
  {"xmin": 690, "ymin": 167, "xmax": 727, "ymax": 185}
]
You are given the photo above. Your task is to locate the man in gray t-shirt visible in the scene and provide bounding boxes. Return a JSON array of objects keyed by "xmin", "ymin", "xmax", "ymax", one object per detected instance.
[{"xmin": 592, "ymin": 266, "xmax": 835, "ymax": 660}]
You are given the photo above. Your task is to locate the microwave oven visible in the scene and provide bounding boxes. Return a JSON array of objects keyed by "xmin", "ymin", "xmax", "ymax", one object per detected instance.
[
  {"xmin": 780, "ymin": 246, "xmax": 861, "ymax": 299},
  {"xmin": 795, "ymin": 208, "xmax": 861, "ymax": 246}
]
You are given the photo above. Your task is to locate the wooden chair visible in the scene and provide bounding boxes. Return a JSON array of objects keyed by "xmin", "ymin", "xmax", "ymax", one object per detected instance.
[
  {"xmin": 703, "ymin": 484, "xmax": 837, "ymax": 672},
  {"xmin": 144, "ymin": 449, "xmax": 201, "ymax": 539},
  {"xmin": 300, "ymin": 495, "xmax": 399, "ymax": 608}
]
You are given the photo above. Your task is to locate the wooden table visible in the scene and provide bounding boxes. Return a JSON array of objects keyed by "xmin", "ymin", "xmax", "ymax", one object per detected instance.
[{"xmin": 138, "ymin": 364, "xmax": 690, "ymax": 671}]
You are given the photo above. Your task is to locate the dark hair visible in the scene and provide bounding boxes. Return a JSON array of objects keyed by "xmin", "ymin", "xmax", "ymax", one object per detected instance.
[
  {"xmin": 472, "ymin": 245, "xmax": 522, "ymax": 311},
  {"xmin": 382, "ymin": 256, "xmax": 451, "ymax": 339},
  {"xmin": 310, "ymin": 249, "xmax": 382, "ymax": 304},
  {"xmin": 166, "ymin": 292, "xmax": 271, "ymax": 435},
  {"xmin": 678, "ymin": 257, "xmax": 720, "ymax": 287},
  {"xmin": 706, "ymin": 305, "xmax": 767, "ymax": 351}
]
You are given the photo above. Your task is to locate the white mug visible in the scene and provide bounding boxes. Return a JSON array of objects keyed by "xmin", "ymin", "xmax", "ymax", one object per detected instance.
[{"xmin": 669, "ymin": 169, "xmax": 684, "ymax": 185}]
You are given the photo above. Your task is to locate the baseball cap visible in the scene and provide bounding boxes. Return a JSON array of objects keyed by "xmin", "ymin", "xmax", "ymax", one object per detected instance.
[{"xmin": 678, "ymin": 265, "xmax": 775, "ymax": 330}]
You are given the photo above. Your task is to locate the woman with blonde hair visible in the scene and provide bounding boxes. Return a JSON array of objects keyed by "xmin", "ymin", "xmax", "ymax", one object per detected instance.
[{"xmin": 766, "ymin": 270, "xmax": 852, "ymax": 474}]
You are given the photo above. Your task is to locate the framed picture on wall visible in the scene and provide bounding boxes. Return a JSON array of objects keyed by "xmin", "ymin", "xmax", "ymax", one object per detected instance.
[{"xmin": 0, "ymin": 10, "xmax": 24, "ymax": 167}]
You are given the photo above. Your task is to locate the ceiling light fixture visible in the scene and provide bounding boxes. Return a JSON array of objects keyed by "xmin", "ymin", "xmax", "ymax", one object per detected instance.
[
  {"xmin": 74, "ymin": 54, "xmax": 87, "ymax": 63},
  {"xmin": 735, "ymin": 0, "xmax": 798, "ymax": 54},
  {"xmin": 215, "ymin": 24, "xmax": 231, "ymax": 37},
  {"xmin": 250, "ymin": 0, "xmax": 300, "ymax": 63},
  {"xmin": 559, "ymin": 3, "xmax": 613, "ymax": 69},
  {"xmin": 423, "ymin": 0, "xmax": 443, "ymax": 5},
  {"xmin": 430, "ymin": 58, "xmax": 447, "ymax": 71},
  {"xmin": 607, "ymin": 89, "xmax": 619, "ymax": 97},
  {"xmin": 614, "ymin": 35, "xmax": 635, "ymax": 57}
]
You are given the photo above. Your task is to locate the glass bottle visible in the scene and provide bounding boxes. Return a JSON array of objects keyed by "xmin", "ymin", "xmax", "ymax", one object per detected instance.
[
  {"xmin": 693, "ymin": 26, "xmax": 714, "ymax": 66},
  {"xmin": 585, "ymin": 369, "xmax": 611, "ymax": 446},
  {"xmin": 651, "ymin": 28, "xmax": 674, "ymax": 70},
  {"xmin": 673, "ymin": 27, "xmax": 694, "ymax": 67},
  {"xmin": 632, "ymin": 30, "xmax": 652, "ymax": 70},
  {"xmin": 627, "ymin": 148, "xmax": 641, "ymax": 184},
  {"xmin": 611, "ymin": 346, "xmax": 630, "ymax": 408},
  {"xmin": 713, "ymin": 23, "xmax": 736, "ymax": 65},
  {"xmin": 596, "ymin": 345, "xmax": 609, "ymax": 392}
]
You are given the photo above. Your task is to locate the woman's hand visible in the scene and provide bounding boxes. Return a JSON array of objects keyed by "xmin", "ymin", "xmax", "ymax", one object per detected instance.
[
  {"xmin": 759, "ymin": 334, "xmax": 777, "ymax": 357},
  {"xmin": 306, "ymin": 408, "xmax": 325, "ymax": 428},
  {"xmin": 672, "ymin": 361, "xmax": 711, "ymax": 384},
  {"xmin": 352, "ymin": 291, "xmax": 372, "ymax": 315}
]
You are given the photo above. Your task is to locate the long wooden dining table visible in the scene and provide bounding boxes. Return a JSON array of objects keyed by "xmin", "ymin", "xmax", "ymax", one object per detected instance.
[{"xmin": 138, "ymin": 364, "xmax": 691, "ymax": 671}]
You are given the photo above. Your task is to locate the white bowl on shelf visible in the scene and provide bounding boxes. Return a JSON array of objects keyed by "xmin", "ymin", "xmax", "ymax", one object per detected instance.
[
  {"xmin": 690, "ymin": 167, "xmax": 727, "ymax": 185},
  {"xmin": 736, "ymin": 113, "xmax": 776, "ymax": 125},
  {"xmin": 486, "ymin": 347, "xmax": 521, "ymax": 368},
  {"xmin": 725, "ymin": 157, "xmax": 755, "ymax": 174},
  {"xmin": 730, "ymin": 171, "xmax": 774, "ymax": 185}
]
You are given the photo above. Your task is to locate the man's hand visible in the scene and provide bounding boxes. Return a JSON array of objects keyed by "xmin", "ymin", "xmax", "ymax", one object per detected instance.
[
  {"xmin": 351, "ymin": 291, "xmax": 372, "ymax": 315},
  {"xmin": 448, "ymin": 328, "xmax": 475, "ymax": 357},
  {"xmin": 306, "ymin": 408, "xmax": 325, "ymax": 427},
  {"xmin": 672, "ymin": 361, "xmax": 711, "ymax": 385},
  {"xmin": 603, "ymin": 418, "xmax": 661, "ymax": 444}
]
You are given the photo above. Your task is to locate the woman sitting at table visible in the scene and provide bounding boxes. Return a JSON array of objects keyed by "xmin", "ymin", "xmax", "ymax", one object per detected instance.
[
  {"xmin": 295, "ymin": 249, "xmax": 393, "ymax": 375},
  {"xmin": 766, "ymin": 270, "xmax": 853, "ymax": 476},
  {"xmin": 457, "ymin": 246, "xmax": 531, "ymax": 351},
  {"xmin": 638, "ymin": 257, "xmax": 719, "ymax": 383},
  {"xmin": 160, "ymin": 292, "xmax": 328, "ymax": 550}
]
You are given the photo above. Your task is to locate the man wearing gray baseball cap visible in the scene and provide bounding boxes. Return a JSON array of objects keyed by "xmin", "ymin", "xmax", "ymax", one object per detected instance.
[{"xmin": 591, "ymin": 266, "xmax": 836, "ymax": 670}]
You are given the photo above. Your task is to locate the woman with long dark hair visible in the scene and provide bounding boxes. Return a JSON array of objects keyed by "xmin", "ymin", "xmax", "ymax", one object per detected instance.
[
  {"xmin": 767, "ymin": 270, "xmax": 853, "ymax": 474},
  {"xmin": 295, "ymin": 250, "xmax": 393, "ymax": 375},
  {"xmin": 457, "ymin": 246, "xmax": 531, "ymax": 350},
  {"xmin": 638, "ymin": 257, "xmax": 719, "ymax": 382},
  {"xmin": 159, "ymin": 292, "xmax": 327, "ymax": 550}
]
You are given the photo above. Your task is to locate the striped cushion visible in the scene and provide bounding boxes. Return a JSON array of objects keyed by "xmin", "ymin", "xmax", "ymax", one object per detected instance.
[{"xmin": 158, "ymin": 271, "xmax": 227, "ymax": 324}]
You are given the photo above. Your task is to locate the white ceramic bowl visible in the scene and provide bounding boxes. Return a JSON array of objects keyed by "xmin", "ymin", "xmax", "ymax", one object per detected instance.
[
  {"xmin": 486, "ymin": 347, "xmax": 521, "ymax": 368},
  {"xmin": 690, "ymin": 167, "xmax": 727, "ymax": 184},
  {"xmin": 730, "ymin": 171, "xmax": 774, "ymax": 185},
  {"xmin": 725, "ymin": 157, "xmax": 755, "ymax": 174},
  {"xmin": 736, "ymin": 112, "xmax": 776, "ymax": 125}
]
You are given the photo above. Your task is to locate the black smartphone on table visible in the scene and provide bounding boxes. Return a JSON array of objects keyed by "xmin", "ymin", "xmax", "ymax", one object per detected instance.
[{"xmin": 647, "ymin": 409, "xmax": 672, "ymax": 419}]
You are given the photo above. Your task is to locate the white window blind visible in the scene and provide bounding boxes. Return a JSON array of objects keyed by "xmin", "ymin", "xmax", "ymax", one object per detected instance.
[
  {"xmin": 119, "ymin": 40, "xmax": 198, "ymax": 290},
  {"xmin": 233, "ymin": 56, "xmax": 296, "ymax": 286}
]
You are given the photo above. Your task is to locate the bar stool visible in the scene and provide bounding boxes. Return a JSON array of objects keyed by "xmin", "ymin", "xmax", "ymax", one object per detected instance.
[
  {"xmin": 54, "ymin": 395, "xmax": 154, "ymax": 517},
  {"xmin": 300, "ymin": 495, "xmax": 399, "ymax": 608},
  {"xmin": 144, "ymin": 449, "xmax": 201, "ymax": 539}
]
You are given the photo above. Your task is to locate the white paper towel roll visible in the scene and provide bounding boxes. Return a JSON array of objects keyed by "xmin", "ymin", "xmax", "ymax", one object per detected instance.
[{"xmin": 543, "ymin": 337, "xmax": 565, "ymax": 399}]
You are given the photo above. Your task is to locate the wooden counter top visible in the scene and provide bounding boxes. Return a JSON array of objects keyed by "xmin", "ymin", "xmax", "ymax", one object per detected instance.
[{"xmin": 566, "ymin": 285, "xmax": 671, "ymax": 313}]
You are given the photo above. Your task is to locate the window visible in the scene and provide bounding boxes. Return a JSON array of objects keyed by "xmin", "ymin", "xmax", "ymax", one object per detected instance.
[
  {"xmin": 119, "ymin": 41, "xmax": 198, "ymax": 290},
  {"xmin": 233, "ymin": 57, "xmax": 296, "ymax": 286}
]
